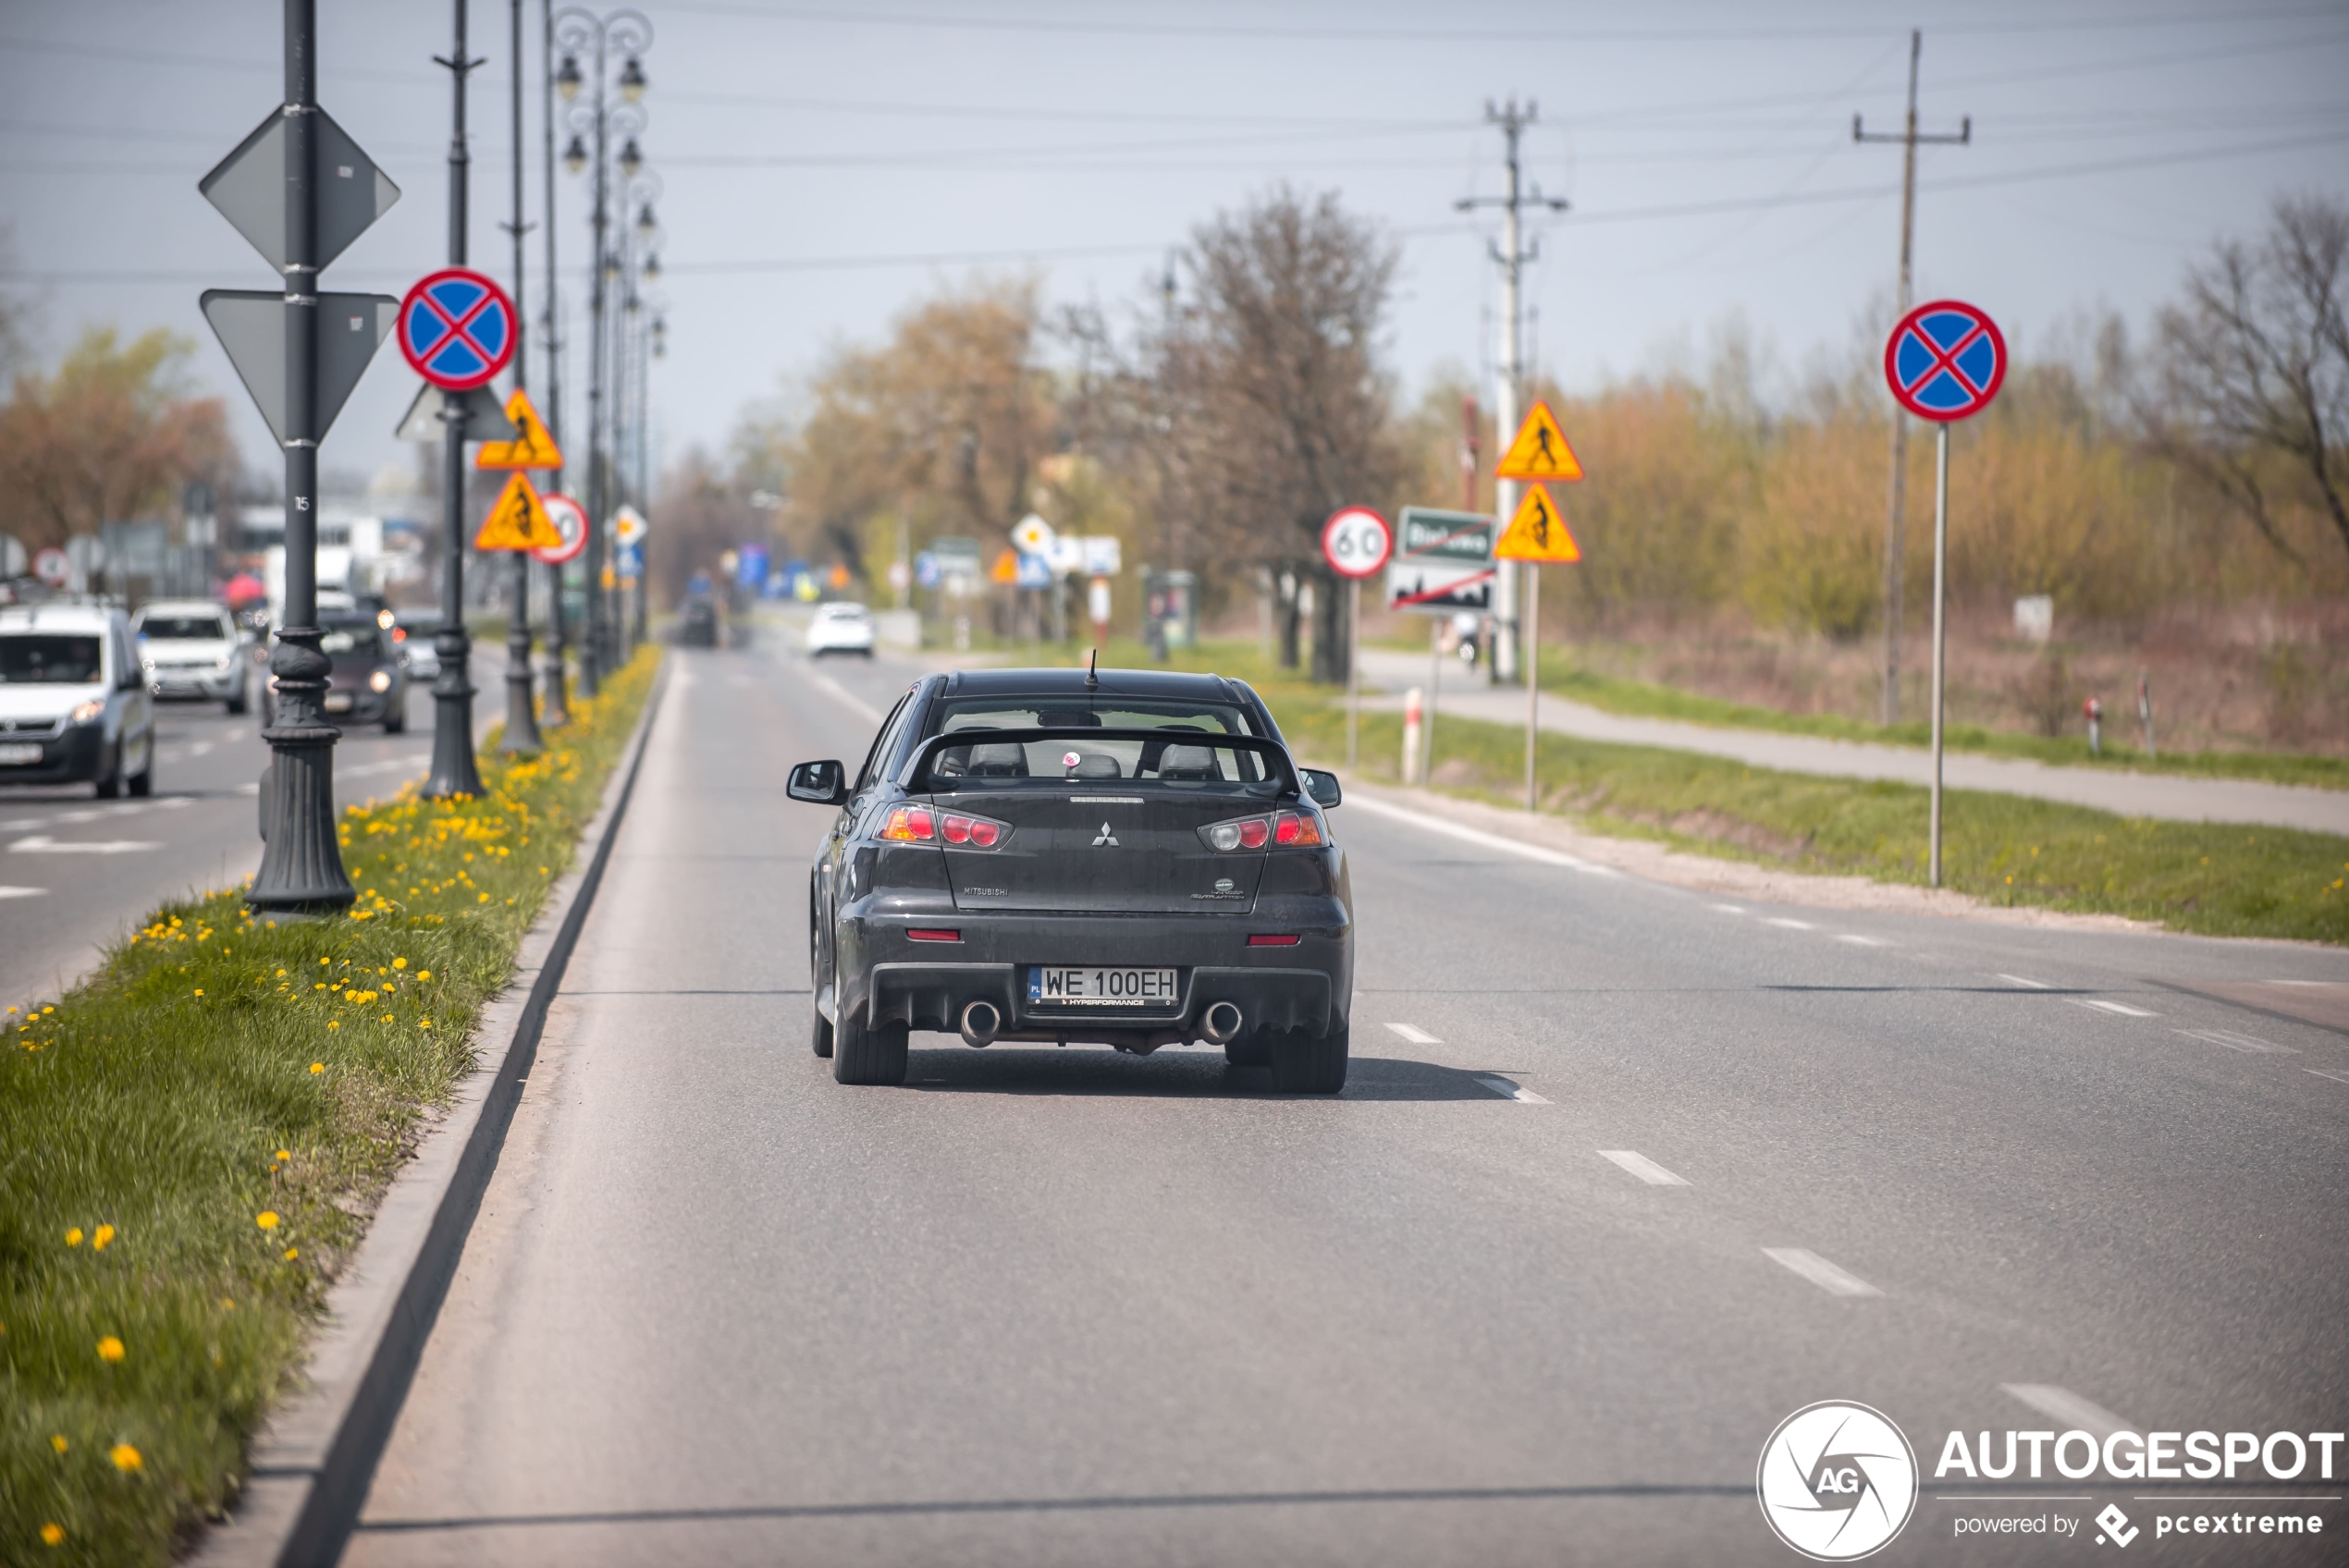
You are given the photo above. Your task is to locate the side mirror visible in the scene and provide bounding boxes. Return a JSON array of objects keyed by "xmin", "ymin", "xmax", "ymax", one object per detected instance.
[
  {"xmin": 1299, "ymin": 767, "xmax": 1342, "ymax": 809},
  {"xmin": 787, "ymin": 758, "xmax": 851, "ymax": 806}
]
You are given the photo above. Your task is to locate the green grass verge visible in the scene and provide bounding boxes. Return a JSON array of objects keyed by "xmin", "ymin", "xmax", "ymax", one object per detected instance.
[
  {"xmin": 1275, "ymin": 694, "xmax": 2349, "ymax": 947},
  {"xmin": 0, "ymin": 647, "xmax": 659, "ymax": 1566}
]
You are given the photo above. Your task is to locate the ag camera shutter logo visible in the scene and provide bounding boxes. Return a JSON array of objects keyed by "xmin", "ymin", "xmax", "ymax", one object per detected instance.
[{"xmin": 1757, "ymin": 1401, "xmax": 1919, "ymax": 1561}]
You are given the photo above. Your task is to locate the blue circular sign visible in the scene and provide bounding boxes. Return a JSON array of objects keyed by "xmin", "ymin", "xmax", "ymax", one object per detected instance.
[
  {"xmin": 398, "ymin": 267, "xmax": 516, "ymax": 391},
  {"xmin": 1884, "ymin": 300, "xmax": 2006, "ymax": 423}
]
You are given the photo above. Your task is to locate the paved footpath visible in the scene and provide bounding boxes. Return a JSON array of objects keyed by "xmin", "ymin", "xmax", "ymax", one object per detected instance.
[
  {"xmin": 1356, "ymin": 649, "xmax": 2349, "ymax": 837},
  {"xmin": 346, "ymin": 642, "xmax": 2347, "ymax": 1567}
]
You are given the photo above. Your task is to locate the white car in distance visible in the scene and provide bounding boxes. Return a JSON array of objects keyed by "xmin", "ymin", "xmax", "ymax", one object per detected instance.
[
  {"xmin": 132, "ymin": 599, "xmax": 251, "ymax": 713},
  {"xmin": 806, "ymin": 601, "xmax": 877, "ymax": 658}
]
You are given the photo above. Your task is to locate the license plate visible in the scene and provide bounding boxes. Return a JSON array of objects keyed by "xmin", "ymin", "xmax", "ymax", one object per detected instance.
[
  {"xmin": 324, "ymin": 692, "xmax": 353, "ymax": 713},
  {"xmin": 1027, "ymin": 966, "xmax": 1178, "ymax": 1009},
  {"xmin": 0, "ymin": 741, "xmax": 42, "ymax": 766}
]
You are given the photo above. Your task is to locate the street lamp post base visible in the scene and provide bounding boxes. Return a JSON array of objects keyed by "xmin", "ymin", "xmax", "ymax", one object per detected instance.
[
  {"xmin": 501, "ymin": 620, "xmax": 543, "ymax": 754},
  {"xmin": 248, "ymin": 628, "xmax": 355, "ymax": 913},
  {"xmin": 424, "ymin": 625, "xmax": 484, "ymax": 798}
]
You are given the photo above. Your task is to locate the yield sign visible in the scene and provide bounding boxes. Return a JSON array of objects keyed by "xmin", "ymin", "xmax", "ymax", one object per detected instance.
[
  {"xmin": 475, "ymin": 388, "xmax": 562, "ymax": 470},
  {"xmin": 1494, "ymin": 484, "xmax": 1581, "ymax": 563},
  {"xmin": 473, "ymin": 472, "xmax": 562, "ymax": 551},
  {"xmin": 1884, "ymin": 300, "xmax": 2006, "ymax": 422},
  {"xmin": 1494, "ymin": 400, "xmax": 1583, "ymax": 482},
  {"xmin": 399, "ymin": 268, "xmax": 516, "ymax": 391}
]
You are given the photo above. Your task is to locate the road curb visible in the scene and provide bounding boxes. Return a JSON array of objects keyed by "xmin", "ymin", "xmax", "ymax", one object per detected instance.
[{"xmin": 191, "ymin": 660, "xmax": 670, "ymax": 1568}]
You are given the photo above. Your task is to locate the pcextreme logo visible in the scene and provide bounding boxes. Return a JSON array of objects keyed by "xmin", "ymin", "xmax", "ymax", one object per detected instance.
[{"xmin": 1758, "ymin": 1402, "xmax": 1920, "ymax": 1561}]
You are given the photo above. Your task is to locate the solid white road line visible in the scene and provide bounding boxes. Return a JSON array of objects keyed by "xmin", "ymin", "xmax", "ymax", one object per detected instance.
[
  {"xmin": 1834, "ymin": 934, "xmax": 1889, "ymax": 946},
  {"xmin": 8, "ymin": 836, "xmax": 159, "ymax": 855},
  {"xmin": 1473, "ymin": 1075, "xmax": 1550, "ymax": 1103},
  {"xmin": 1343, "ymin": 794, "xmax": 1619, "ymax": 876},
  {"xmin": 0, "ymin": 886, "xmax": 47, "ymax": 900},
  {"xmin": 803, "ymin": 666, "xmax": 886, "ymax": 724},
  {"xmin": 2071, "ymin": 998, "xmax": 2158, "ymax": 1018},
  {"xmin": 2306, "ymin": 1068, "xmax": 2349, "ymax": 1085},
  {"xmin": 1597, "ymin": 1150, "xmax": 1691, "ymax": 1186},
  {"xmin": 1710, "ymin": 903, "xmax": 1745, "ymax": 914},
  {"xmin": 1999, "ymin": 1384, "xmax": 2137, "ymax": 1441},
  {"xmin": 1763, "ymin": 916, "xmax": 1814, "ymax": 930},
  {"xmin": 1384, "ymin": 1022, "xmax": 1441, "ymax": 1045},
  {"xmin": 1999, "ymin": 974, "xmax": 2052, "ymax": 989},
  {"xmin": 1761, "ymin": 1247, "xmax": 1883, "ymax": 1298},
  {"xmin": 2176, "ymin": 1028, "xmax": 2294, "ymax": 1055}
]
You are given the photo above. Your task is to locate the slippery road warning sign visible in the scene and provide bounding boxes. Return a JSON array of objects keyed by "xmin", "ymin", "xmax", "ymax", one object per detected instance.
[
  {"xmin": 1494, "ymin": 400, "xmax": 1583, "ymax": 482},
  {"xmin": 1495, "ymin": 484, "xmax": 1580, "ymax": 562},
  {"xmin": 475, "ymin": 388, "xmax": 563, "ymax": 470},
  {"xmin": 473, "ymin": 472, "xmax": 561, "ymax": 551}
]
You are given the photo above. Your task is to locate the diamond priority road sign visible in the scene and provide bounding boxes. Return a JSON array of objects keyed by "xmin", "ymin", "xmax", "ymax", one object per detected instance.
[
  {"xmin": 399, "ymin": 268, "xmax": 518, "ymax": 392},
  {"xmin": 1884, "ymin": 299, "xmax": 2006, "ymax": 423}
]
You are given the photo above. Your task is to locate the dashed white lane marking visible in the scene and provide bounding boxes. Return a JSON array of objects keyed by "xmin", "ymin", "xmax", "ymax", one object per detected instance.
[
  {"xmin": 191, "ymin": 742, "xmax": 215, "ymax": 756},
  {"xmin": 1473, "ymin": 1075, "xmax": 1549, "ymax": 1103},
  {"xmin": 1344, "ymin": 794, "xmax": 1620, "ymax": 876},
  {"xmin": 2306, "ymin": 1068, "xmax": 2349, "ymax": 1085},
  {"xmin": 0, "ymin": 886, "xmax": 47, "ymax": 900},
  {"xmin": 1762, "ymin": 1247, "xmax": 1882, "ymax": 1298},
  {"xmin": 1710, "ymin": 903, "xmax": 1745, "ymax": 914},
  {"xmin": 1999, "ymin": 974, "xmax": 2051, "ymax": 989},
  {"xmin": 1834, "ymin": 934, "xmax": 1889, "ymax": 947},
  {"xmin": 2071, "ymin": 998, "xmax": 2158, "ymax": 1018},
  {"xmin": 1763, "ymin": 916, "xmax": 1814, "ymax": 930},
  {"xmin": 1999, "ymin": 1384, "xmax": 2137, "ymax": 1441},
  {"xmin": 237, "ymin": 782, "xmax": 260, "ymax": 795},
  {"xmin": 1384, "ymin": 1022, "xmax": 1441, "ymax": 1045},
  {"xmin": 2176, "ymin": 1028, "xmax": 2294, "ymax": 1055},
  {"xmin": 1598, "ymin": 1150, "xmax": 1691, "ymax": 1186},
  {"xmin": 8, "ymin": 836, "xmax": 159, "ymax": 854}
]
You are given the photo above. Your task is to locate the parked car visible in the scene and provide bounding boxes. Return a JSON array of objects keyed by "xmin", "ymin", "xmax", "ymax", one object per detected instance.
[
  {"xmin": 806, "ymin": 600, "xmax": 877, "ymax": 658},
  {"xmin": 0, "ymin": 603, "xmax": 155, "ymax": 796},
  {"xmin": 678, "ymin": 597, "xmax": 719, "ymax": 648},
  {"xmin": 132, "ymin": 598, "xmax": 251, "ymax": 713},
  {"xmin": 791, "ymin": 667, "xmax": 1353, "ymax": 1091}
]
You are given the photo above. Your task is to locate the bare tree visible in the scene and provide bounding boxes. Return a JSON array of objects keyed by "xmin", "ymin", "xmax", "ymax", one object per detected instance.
[
  {"xmin": 2148, "ymin": 194, "xmax": 2349, "ymax": 563},
  {"xmin": 1162, "ymin": 188, "xmax": 1400, "ymax": 681}
]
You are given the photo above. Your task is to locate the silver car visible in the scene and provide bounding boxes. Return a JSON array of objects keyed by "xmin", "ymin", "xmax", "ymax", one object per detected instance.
[{"xmin": 133, "ymin": 599, "xmax": 252, "ymax": 712}]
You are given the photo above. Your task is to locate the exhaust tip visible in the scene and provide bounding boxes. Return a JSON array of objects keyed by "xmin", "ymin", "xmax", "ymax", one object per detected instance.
[
  {"xmin": 1201, "ymin": 1000, "xmax": 1244, "ymax": 1044},
  {"xmin": 960, "ymin": 999, "xmax": 1001, "ymax": 1047}
]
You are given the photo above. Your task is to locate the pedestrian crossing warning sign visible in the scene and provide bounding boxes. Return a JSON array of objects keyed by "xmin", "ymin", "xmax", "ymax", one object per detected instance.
[
  {"xmin": 474, "ymin": 388, "xmax": 563, "ymax": 471},
  {"xmin": 473, "ymin": 471, "xmax": 563, "ymax": 551},
  {"xmin": 1494, "ymin": 400, "xmax": 1583, "ymax": 482},
  {"xmin": 1494, "ymin": 483, "xmax": 1581, "ymax": 562}
]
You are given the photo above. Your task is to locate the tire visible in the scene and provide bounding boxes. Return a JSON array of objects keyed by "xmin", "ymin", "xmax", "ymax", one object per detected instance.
[
  {"xmin": 1224, "ymin": 1029, "xmax": 1272, "ymax": 1069},
  {"xmin": 811, "ymin": 1003, "xmax": 834, "ymax": 1059},
  {"xmin": 127, "ymin": 752, "xmax": 153, "ymax": 798},
  {"xmin": 1269, "ymin": 1020, "xmax": 1349, "ymax": 1095},
  {"xmin": 95, "ymin": 749, "xmax": 120, "ymax": 799},
  {"xmin": 832, "ymin": 1008, "xmax": 909, "ymax": 1085},
  {"xmin": 225, "ymin": 688, "xmax": 247, "ymax": 716},
  {"xmin": 383, "ymin": 703, "xmax": 406, "ymax": 734}
]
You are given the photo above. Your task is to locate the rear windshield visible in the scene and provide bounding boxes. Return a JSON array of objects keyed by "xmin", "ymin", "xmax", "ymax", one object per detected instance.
[
  {"xmin": 926, "ymin": 698, "xmax": 1271, "ymax": 787},
  {"xmin": 319, "ymin": 622, "xmax": 386, "ymax": 656},
  {"xmin": 0, "ymin": 634, "xmax": 104, "ymax": 685},
  {"xmin": 138, "ymin": 615, "xmax": 234, "ymax": 641}
]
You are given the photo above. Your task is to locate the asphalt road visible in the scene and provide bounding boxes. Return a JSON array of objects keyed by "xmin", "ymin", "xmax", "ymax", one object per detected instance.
[
  {"xmin": 348, "ymin": 641, "xmax": 2349, "ymax": 1567},
  {"xmin": 0, "ymin": 685, "xmax": 436, "ymax": 1009}
]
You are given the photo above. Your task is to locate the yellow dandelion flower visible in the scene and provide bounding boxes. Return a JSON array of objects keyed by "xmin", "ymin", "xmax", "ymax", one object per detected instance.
[
  {"xmin": 393, "ymin": 957, "xmax": 408, "ymax": 970},
  {"xmin": 255, "ymin": 1211, "xmax": 279, "ymax": 1230},
  {"xmin": 65, "ymin": 1228, "xmax": 83, "ymax": 1247},
  {"xmin": 92, "ymin": 1224, "xmax": 115, "ymax": 1251},
  {"xmin": 50, "ymin": 1434, "xmax": 68, "ymax": 1453},
  {"xmin": 283, "ymin": 1246, "xmax": 300, "ymax": 1261},
  {"xmin": 110, "ymin": 1443, "xmax": 141, "ymax": 1471},
  {"xmin": 419, "ymin": 970, "xmax": 431, "ymax": 982},
  {"xmin": 41, "ymin": 1522, "xmax": 64, "ymax": 1545},
  {"xmin": 96, "ymin": 1336, "xmax": 124, "ymax": 1362},
  {"xmin": 275, "ymin": 1148, "xmax": 290, "ymax": 1161},
  {"xmin": 193, "ymin": 989, "xmax": 204, "ymax": 998},
  {"xmin": 419, "ymin": 1019, "xmax": 432, "ymax": 1029}
]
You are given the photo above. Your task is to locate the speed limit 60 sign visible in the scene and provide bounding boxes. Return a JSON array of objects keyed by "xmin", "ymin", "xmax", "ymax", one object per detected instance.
[{"xmin": 1322, "ymin": 507, "xmax": 1393, "ymax": 580}]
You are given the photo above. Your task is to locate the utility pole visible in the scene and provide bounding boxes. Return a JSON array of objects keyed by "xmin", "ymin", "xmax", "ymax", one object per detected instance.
[
  {"xmin": 499, "ymin": 0, "xmax": 543, "ymax": 755},
  {"xmin": 536, "ymin": 0, "xmax": 570, "ymax": 725},
  {"xmin": 425, "ymin": 0, "xmax": 485, "ymax": 799},
  {"xmin": 1855, "ymin": 31, "xmax": 1968, "ymax": 725},
  {"xmin": 1457, "ymin": 99, "xmax": 1565, "ymax": 687}
]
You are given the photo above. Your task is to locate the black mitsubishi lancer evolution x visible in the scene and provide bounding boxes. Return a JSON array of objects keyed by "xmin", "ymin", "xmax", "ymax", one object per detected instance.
[{"xmin": 790, "ymin": 666, "xmax": 1354, "ymax": 1092}]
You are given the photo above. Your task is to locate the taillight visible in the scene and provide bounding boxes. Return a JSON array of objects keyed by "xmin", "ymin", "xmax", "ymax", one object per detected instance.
[
  {"xmin": 907, "ymin": 928, "xmax": 961, "ymax": 942},
  {"xmin": 880, "ymin": 806, "xmax": 935, "ymax": 841},
  {"xmin": 1199, "ymin": 815, "xmax": 1273, "ymax": 852},
  {"xmin": 1273, "ymin": 810, "xmax": 1322, "ymax": 847},
  {"xmin": 1248, "ymin": 934, "xmax": 1300, "ymax": 947},
  {"xmin": 939, "ymin": 810, "xmax": 1008, "ymax": 849}
]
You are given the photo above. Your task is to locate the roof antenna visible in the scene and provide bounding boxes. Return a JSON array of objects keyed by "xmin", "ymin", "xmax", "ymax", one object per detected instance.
[{"xmin": 1086, "ymin": 647, "xmax": 1099, "ymax": 691}]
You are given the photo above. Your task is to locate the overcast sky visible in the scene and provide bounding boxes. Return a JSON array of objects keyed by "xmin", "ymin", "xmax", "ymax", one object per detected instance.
[{"xmin": 4, "ymin": 0, "xmax": 2346, "ymax": 505}]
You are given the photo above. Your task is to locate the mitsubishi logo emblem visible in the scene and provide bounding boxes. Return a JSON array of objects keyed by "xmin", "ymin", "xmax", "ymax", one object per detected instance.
[{"xmin": 1091, "ymin": 821, "xmax": 1119, "ymax": 846}]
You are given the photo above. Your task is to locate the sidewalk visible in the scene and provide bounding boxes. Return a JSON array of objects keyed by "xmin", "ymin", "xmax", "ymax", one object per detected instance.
[{"xmin": 1356, "ymin": 648, "xmax": 2349, "ymax": 837}]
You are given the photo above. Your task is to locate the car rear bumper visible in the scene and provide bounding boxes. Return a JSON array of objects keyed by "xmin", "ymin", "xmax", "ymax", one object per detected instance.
[
  {"xmin": 842, "ymin": 908, "xmax": 1350, "ymax": 1045},
  {"xmin": 149, "ymin": 669, "xmax": 240, "ymax": 699},
  {"xmin": 0, "ymin": 724, "xmax": 104, "ymax": 785},
  {"xmin": 322, "ymin": 688, "xmax": 395, "ymax": 724}
]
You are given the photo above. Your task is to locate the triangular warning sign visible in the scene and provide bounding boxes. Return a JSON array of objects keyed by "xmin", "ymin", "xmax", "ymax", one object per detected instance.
[
  {"xmin": 1494, "ymin": 400, "xmax": 1583, "ymax": 482},
  {"xmin": 473, "ymin": 472, "xmax": 563, "ymax": 551},
  {"xmin": 475, "ymin": 388, "xmax": 563, "ymax": 470},
  {"xmin": 990, "ymin": 548, "xmax": 1020, "ymax": 584},
  {"xmin": 1494, "ymin": 483, "xmax": 1581, "ymax": 562}
]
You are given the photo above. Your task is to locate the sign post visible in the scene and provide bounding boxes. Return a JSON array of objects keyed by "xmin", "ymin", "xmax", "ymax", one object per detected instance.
[
  {"xmin": 1387, "ymin": 507, "xmax": 1496, "ymax": 784},
  {"xmin": 1494, "ymin": 408, "xmax": 1586, "ymax": 811},
  {"xmin": 476, "ymin": 387, "xmax": 564, "ymax": 754},
  {"xmin": 1884, "ymin": 299, "xmax": 2006, "ymax": 885},
  {"xmin": 1322, "ymin": 507, "xmax": 1393, "ymax": 770},
  {"xmin": 200, "ymin": 0, "xmax": 400, "ymax": 913}
]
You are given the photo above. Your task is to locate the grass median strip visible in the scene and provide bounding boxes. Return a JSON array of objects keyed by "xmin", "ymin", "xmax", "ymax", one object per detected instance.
[{"xmin": 0, "ymin": 646, "xmax": 657, "ymax": 1566}]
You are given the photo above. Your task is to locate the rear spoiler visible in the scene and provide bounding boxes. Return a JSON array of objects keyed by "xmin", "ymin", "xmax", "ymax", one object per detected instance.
[{"xmin": 902, "ymin": 727, "xmax": 1301, "ymax": 795}]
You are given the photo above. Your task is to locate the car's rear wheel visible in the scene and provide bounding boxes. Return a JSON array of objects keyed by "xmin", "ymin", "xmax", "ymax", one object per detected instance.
[
  {"xmin": 1224, "ymin": 1028, "xmax": 1272, "ymax": 1069},
  {"xmin": 1269, "ymin": 1020, "xmax": 1348, "ymax": 1095},
  {"xmin": 810, "ymin": 1003, "xmax": 834, "ymax": 1059},
  {"xmin": 383, "ymin": 702, "xmax": 406, "ymax": 734},
  {"xmin": 832, "ymin": 1009, "xmax": 908, "ymax": 1084}
]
